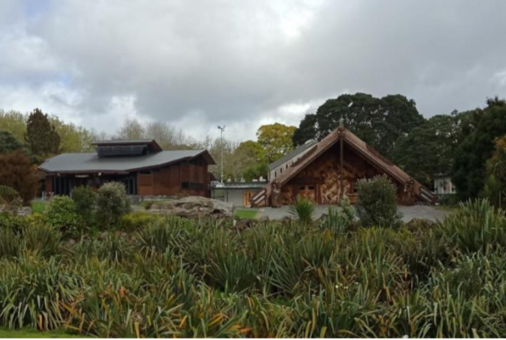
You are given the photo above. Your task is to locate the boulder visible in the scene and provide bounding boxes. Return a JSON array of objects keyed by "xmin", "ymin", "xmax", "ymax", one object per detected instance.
[{"xmin": 150, "ymin": 196, "xmax": 234, "ymax": 219}]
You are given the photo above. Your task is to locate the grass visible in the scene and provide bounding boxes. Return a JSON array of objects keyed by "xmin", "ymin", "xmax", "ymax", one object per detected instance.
[
  {"xmin": 0, "ymin": 328, "xmax": 84, "ymax": 338},
  {"xmin": 234, "ymin": 209, "xmax": 258, "ymax": 219},
  {"xmin": 31, "ymin": 200, "xmax": 48, "ymax": 213}
]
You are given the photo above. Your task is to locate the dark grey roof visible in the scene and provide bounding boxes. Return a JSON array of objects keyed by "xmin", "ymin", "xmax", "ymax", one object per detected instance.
[
  {"xmin": 93, "ymin": 139, "xmax": 155, "ymax": 145},
  {"xmin": 268, "ymin": 140, "xmax": 317, "ymax": 170},
  {"xmin": 39, "ymin": 150, "xmax": 209, "ymax": 173}
]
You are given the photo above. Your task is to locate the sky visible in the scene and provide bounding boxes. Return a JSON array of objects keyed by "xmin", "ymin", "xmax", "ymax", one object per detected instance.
[{"xmin": 0, "ymin": 0, "xmax": 506, "ymax": 142}]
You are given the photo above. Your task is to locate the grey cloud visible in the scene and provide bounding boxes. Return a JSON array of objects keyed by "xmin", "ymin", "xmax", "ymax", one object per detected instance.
[{"xmin": 1, "ymin": 0, "xmax": 505, "ymax": 140}]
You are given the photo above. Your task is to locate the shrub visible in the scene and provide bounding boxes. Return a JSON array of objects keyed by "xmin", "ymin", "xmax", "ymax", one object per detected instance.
[
  {"xmin": 0, "ymin": 150, "xmax": 39, "ymax": 203},
  {"xmin": 288, "ymin": 196, "xmax": 315, "ymax": 224},
  {"xmin": 71, "ymin": 186, "xmax": 97, "ymax": 225},
  {"xmin": 0, "ymin": 185, "xmax": 20, "ymax": 204},
  {"xmin": 437, "ymin": 199, "xmax": 506, "ymax": 254},
  {"xmin": 22, "ymin": 219, "xmax": 61, "ymax": 257},
  {"xmin": 45, "ymin": 196, "xmax": 83, "ymax": 238},
  {"xmin": 0, "ymin": 228, "xmax": 22, "ymax": 258},
  {"xmin": 356, "ymin": 176, "xmax": 401, "ymax": 227},
  {"xmin": 119, "ymin": 211, "xmax": 162, "ymax": 232},
  {"xmin": 96, "ymin": 182, "xmax": 131, "ymax": 229},
  {"xmin": 320, "ymin": 196, "xmax": 355, "ymax": 235}
]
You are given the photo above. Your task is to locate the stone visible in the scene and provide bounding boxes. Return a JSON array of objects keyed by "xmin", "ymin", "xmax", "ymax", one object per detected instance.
[
  {"xmin": 150, "ymin": 196, "xmax": 234, "ymax": 219},
  {"xmin": 98, "ymin": 232, "xmax": 109, "ymax": 240}
]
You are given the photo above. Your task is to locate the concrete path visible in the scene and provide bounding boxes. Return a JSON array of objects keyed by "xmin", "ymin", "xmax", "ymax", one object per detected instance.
[{"xmin": 256, "ymin": 205, "xmax": 453, "ymax": 223}]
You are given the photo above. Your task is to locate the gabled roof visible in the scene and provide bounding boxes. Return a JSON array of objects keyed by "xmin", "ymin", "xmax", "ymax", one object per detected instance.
[
  {"xmin": 259, "ymin": 127, "xmax": 431, "ymax": 203},
  {"xmin": 269, "ymin": 140, "xmax": 317, "ymax": 170},
  {"xmin": 39, "ymin": 149, "xmax": 215, "ymax": 174}
]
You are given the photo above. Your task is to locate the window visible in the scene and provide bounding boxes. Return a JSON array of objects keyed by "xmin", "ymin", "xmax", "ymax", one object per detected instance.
[
  {"xmin": 280, "ymin": 168, "xmax": 283, "ymax": 174},
  {"xmin": 274, "ymin": 171, "xmax": 277, "ymax": 178}
]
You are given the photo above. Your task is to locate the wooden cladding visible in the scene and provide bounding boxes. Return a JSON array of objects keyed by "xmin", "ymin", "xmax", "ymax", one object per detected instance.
[{"xmin": 136, "ymin": 157, "xmax": 210, "ymax": 197}]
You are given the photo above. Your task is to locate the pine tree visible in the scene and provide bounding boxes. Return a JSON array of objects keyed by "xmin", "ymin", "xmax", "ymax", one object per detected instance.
[{"xmin": 24, "ymin": 108, "xmax": 61, "ymax": 159}]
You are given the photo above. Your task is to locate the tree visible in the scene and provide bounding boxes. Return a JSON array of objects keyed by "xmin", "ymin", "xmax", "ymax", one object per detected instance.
[
  {"xmin": 0, "ymin": 150, "xmax": 39, "ymax": 203},
  {"xmin": 50, "ymin": 117, "xmax": 97, "ymax": 152},
  {"xmin": 0, "ymin": 110, "xmax": 26, "ymax": 142},
  {"xmin": 484, "ymin": 135, "xmax": 506, "ymax": 208},
  {"xmin": 0, "ymin": 130, "xmax": 24, "ymax": 154},
  {"xmin": 257, "ymin": 123, "xmax": 296, "ymax": 163},
  {"xmin": 293, "ymin": 93, "xmax": 425, "ymax": 159},
  {"xmin": 393, "ymin": 114, "xmax": 467, "ymax": 187},
  {"xmin": 117, "ymin": 118, "xmax": 145, "ymax": 140},
  {"xmin": 25, "ymin": 108, "xmax": 60, "ymax": 159},
  {"xmin": 233, "ymin": 140, "xmax": 268, "ymax": 181},
  {"xmin": 453, "ymin": 98, "xmax": 506, "ymax": 199}
]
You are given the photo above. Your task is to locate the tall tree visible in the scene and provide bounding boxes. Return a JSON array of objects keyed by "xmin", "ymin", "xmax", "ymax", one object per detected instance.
[
  {"xmin": 0, "ymin": 150, "xmax": 39, "ymax": 203},
  {"xmin": 50, "ymin": 116, "xmax": 97, "ymax": 152},
  {"xmin": 257, "ymin": 123, "xmax": 296, "ymax": 163},
  {"xmin": 233, "ymin": 140, "xmax": 268, "ymax": 181},
  {"xmin": 24, "ymin": 108, "xmax": 60, "ymax": 159},
  {"xmin": 485, "ymin": 135, "xmax": 506, "ymax": 208},
  {"xmin": 453, "ymin": 98, "xmax": 506, "ymax": 199},
  {"xmin": 393, "ymin": 113, "xmax": 470, "ymax": 187},
  {"xmin": 292, "ymin": 93, "xmax": 425, "ymax": 159}
]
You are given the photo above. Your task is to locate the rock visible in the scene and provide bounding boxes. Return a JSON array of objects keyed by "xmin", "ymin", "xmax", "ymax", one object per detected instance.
[
  {"xmin": 98, "ymin": 232, "xmax": 109, "ymax": 240},
  {"xmin": 259, "ymin": 215, "xmax": 270, "ymax": 222},
  {"xmin": 150, "ymin": 196, "xmax": 234, "ymax": 219}
]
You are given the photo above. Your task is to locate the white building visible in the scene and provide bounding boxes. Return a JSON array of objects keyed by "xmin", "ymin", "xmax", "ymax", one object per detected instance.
[
  {"xmin": 433, "ymin": 175, "xmax": 456, "ymax": 195},
  {"xmin": 268, "ymin": 140, "xmax": 317, "ymax": 181}
]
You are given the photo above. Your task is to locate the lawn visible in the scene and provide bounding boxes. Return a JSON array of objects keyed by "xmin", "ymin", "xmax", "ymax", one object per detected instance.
[
  {"xmin": 31, "ymin": 200, "xmax": 48, "ymax": 213},
  {"xmin": 0, "ymin": 328, "xmax": 83, "ymax": 338},
  {"xmin": 234, "ymin": 209, "xmax": 258, "ymax": 219}
]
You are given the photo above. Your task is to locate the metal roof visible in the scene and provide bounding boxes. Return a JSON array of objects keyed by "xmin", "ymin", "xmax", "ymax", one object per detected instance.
[
  {"xmin": 93, "ymin": 139, "xmax": 162, "ymax": 152},
  {"xmin": 39, "ymin": 150, "xmax": 214, "ymax": 174},
  {"xmin": 269, "ymin": 140, "xmax": 317, "ymax": 170}
]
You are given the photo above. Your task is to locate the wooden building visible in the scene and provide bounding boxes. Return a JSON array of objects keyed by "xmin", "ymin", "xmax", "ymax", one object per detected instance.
[
  {"xmin": 39, "ymin": 140, "xmax": 215, "ymax": 197},
  {"xmin": 252, "ymin": 125, "xmax": 434, "ymax": 207}
]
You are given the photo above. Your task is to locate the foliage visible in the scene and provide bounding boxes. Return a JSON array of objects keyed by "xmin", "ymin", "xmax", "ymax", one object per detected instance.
[
  {"xmin": 31, "ymin": 201, "xmax": 47, "ymax": 214},
  {"xmin": 233, "ymin": 140, "xmax": 268, "ymax": 181},
  {"xmin": 49, "ymin": 117, "xmax": 97, "ymax": 153},
  {"xmin": 119, "ymin": 211, "xmax": 162, "ymax": 232},
  {"xmin": 0, "ymin": 185, "xmax": 20, "ymax": 204},
  {"xmin": 356, "ymin": 176, "xmax": 401, "ymax": 227},
  {"xmin": 485, "ymin": 135, "xmax": 506, "ymax": 208},
  {"xmin": 24, "ymin": 108, "xmax": 61, "ymax": 160},
  {"xmin": 1, "ymin": 202, "xmax": 506, "ymax": 336},
  {"xmin": 320, "ymin": 196, "xmax": 355, "ymax": 235},
  {"xmin": 288, "ymin": 196, "xmax": 315, "ymax": 224},
  {"xmin": 393, "ymin": 114, "xmax": 466, "ymax": 186},
  {"xmin": 0, "ymin": 110, "xmax": 26, "ymax": 142},
  {"xmin": 96, "ymin": 182, "xmax": 131, "ymax": 229},
  {"xmin": 0, "ymin": 130, "xmax": 25, "ymax": 154},
  {"xmin": 257, "ymin": 123, "xmax": 297, "ymax": 163},
  {"xmin": 0, "ymin": 150, "xmax": 39, "ymax": 203},
  {"xmin": 45, "ymin": 196, "xmax": 82, "ymax": 238},
  {"xmin": 293, "ymin": 93, "xmax": 425, "ymax": 159},
  {"xmin": 453, "ymin": 98, "xmax": 506, "ymax": 199},
  {"xmin": 71, "ymin": 186, "xmax": 97, "ymax": 225},
  {"xmin": 481, "ymin": 175, "xmax": 502, "ymax": 208},
  {"xmin": 437, "ymin": 199, "xmax": 506, "ymax": 254}
]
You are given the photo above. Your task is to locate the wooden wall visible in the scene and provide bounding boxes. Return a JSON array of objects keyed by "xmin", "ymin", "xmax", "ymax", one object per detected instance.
[
  {"xmin": 136, "ymin": 156, "xmax": 210, "ymax": 197},
  {"xmin": 280, "ymin": 143, "xmax": 405, "ymax": 205}
]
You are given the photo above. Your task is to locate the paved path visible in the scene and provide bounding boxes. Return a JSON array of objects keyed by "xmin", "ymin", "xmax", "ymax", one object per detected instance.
[{"xmin": 256, "ymin": 205, "xmax": 452, "ymax": 223}]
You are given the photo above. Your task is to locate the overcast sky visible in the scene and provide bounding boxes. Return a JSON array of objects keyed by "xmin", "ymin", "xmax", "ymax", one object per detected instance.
[{"xmin": 1, "ymin": 0, "xmax": 505, "ymax": 141}]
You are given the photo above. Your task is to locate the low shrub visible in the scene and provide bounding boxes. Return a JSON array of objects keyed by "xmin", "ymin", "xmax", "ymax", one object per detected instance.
[
  {"xmin": 119, "ymin": 211, "xmax": 163, "ymax": 232},
  {"xmin": 22, "ymin": 221, "xmax": 61, "ymax": 257},
  {"xmin": 96, "ymin": 182, "xmax": 131, "ymax": 229},
  {"xmin": 356, "ymin": 175, "xmax": 401, "ymax": 227},
  {"xmin": 288, "ymin": 196, "xmax": 315, "ymax": 224},
  {"xmin": 437, "ymin": 199, "xmax": 506, "ymax": 254},
  {"xmin": 71, "ymin": 186, "xmax": 97, "ymax": 225},
  {"xmin": 320, "ymin": 196, "xmax": 355, "ymax": 235},
  {"xmin": 0, "ymin": 227, "xmax": 22, "ymax": 258},
  {"xmin": 45, "ymin": 196, "xmax": 83, "ymax": 238}
]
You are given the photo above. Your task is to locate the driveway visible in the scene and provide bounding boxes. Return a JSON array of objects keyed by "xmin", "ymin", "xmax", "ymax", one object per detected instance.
[{"xmin": 256, "ymin": 205, "xmax": 452, "ymax": 223}]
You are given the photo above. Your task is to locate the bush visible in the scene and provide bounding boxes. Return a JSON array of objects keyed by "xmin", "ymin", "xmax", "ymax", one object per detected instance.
[
  {"xmin": 356, "ymin": 176, "xmax": 401, "ymax": 227},
  {"xmin": 0, "ymin": 150, "xmax": 39, "ymax": 203},
  {"xmin": 320, "ymin": 196, "xmax": 355, "ymax": 235},
  {"xmin": 0, "ymin": 185, "xmax": 20, "ymax": 204},
  {"xmin": 45, "ymin": 196, "xmax": 83, "ymax": 238},
  {"xmin": 437, "ymin": 199, "xmax": 506, "ymax": 254},
  {"xmin": 119, "ymin": 211, "xmax": 163, "ymax": 232},
  {"xmin": 96, "ymin": 182, "xmax": 131, "ymax": 229},
  {"xmin": 288, "ymin": 196, "xmax": 315, "ymax": 224},
  {"xmin": 71, "ymin": 186, "xmax": 97, "ymax": 225}
]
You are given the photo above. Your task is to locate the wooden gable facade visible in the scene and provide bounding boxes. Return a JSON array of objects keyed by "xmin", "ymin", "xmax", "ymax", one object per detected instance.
[{"xmin": 252, "ymin": 126, "xmax": 435, "ymax": 207}]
